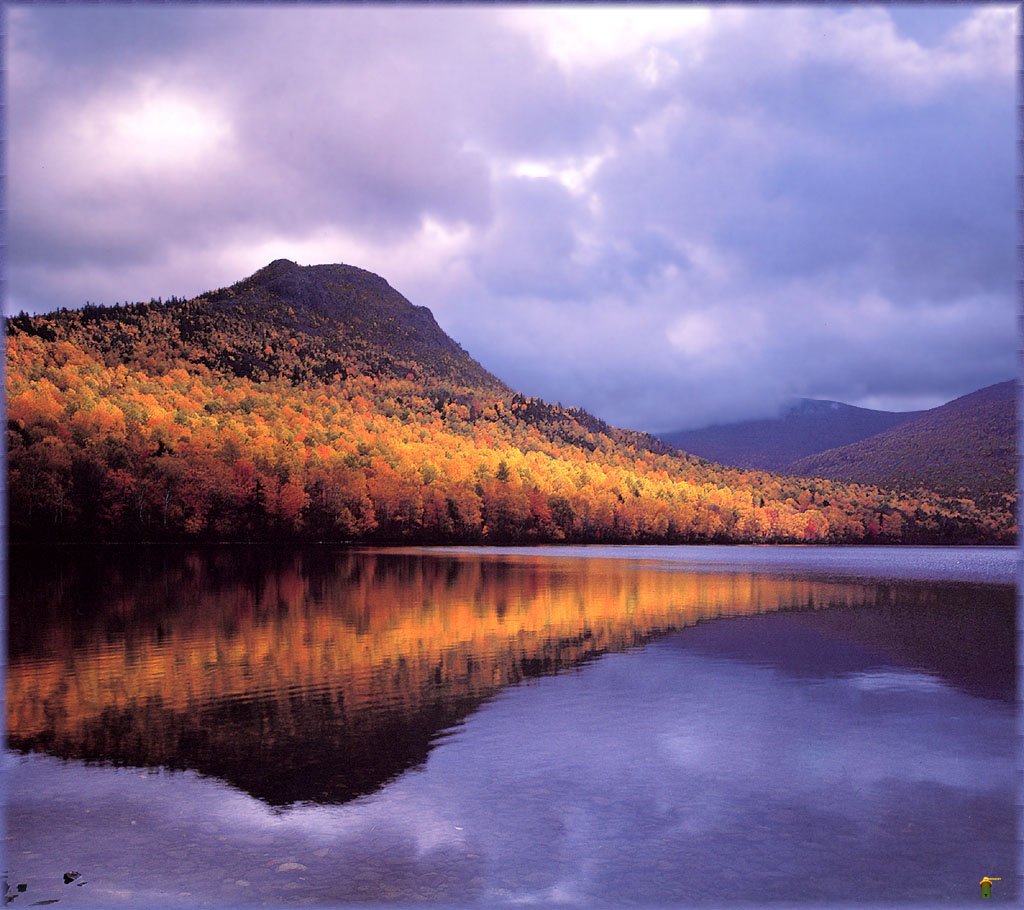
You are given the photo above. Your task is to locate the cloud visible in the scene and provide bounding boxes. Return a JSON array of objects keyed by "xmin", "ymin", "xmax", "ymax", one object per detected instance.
[{"xmin": 6, "ymin": 5, "xmax": 1015, "ymax": 432}]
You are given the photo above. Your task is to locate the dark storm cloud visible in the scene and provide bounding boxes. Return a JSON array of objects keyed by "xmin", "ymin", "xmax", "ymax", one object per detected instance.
[
  {"xmin": 10, "ymin": 5, "xmax": 222, "ymax": 80},
  {"xmin": 6, "ymin": 5, "xmax": 1016, "ymax": 433},
  {"xmin": 723, "ymin": 82, "xmax": 1014, "ymax": 300},
  {"xmin": 886, "ymin": 5, "xmax": 977, "ymax": 48},
  {"xmin": 472, "ymin": 177, "xmax": 590, "ymax": 300}
]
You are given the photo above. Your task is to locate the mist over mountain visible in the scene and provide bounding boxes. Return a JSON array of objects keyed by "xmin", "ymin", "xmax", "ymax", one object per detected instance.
[
  {"xmin": 660, "ymin": 400, "xmax": 925, "ymax": 473},
  {"xmin": 789, "ymin": 381, "xmax": 1016, "ymax": 509},
  {"xmin": 659, "ymin": 382, "xmax": 1016, "ymax": 512}
]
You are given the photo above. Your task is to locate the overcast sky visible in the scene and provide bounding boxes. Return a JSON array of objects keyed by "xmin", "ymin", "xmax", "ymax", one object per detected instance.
[{"xmin": 6, "ymin": 4, "xmax": 1016, "ymax": 433}]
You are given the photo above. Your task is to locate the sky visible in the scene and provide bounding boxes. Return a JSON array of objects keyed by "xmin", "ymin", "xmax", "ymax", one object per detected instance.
[{"xmin": 5, "ymin": 3, "xmax": 1017, "ymax": 433}]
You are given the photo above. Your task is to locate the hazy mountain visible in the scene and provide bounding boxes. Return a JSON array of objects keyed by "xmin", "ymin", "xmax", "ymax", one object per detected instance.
[
  {"xmin": 790, "ymin": 381, "xmax": 1017, "ymax": 508},
  {"xmin": 659, "ymin": 399, "xmax": 924, "ymax": 472}
]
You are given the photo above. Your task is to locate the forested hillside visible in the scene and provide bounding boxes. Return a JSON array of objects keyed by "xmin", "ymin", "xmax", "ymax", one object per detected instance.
[{"xmin": 6, "ymin": 261, "xmax": 1013, "ymax": 544}]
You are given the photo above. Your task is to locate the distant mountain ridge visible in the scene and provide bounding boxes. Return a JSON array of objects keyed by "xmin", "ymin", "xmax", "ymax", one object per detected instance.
[
  {"xmin": 790, "ymin": 381, "xmax": 1017, "ymax": 508},
  {"xmin": 660, "ymin": 399, "xmax": 924, "ymax": 472},
  {"xmin": 660, "ymin": 382, "xmax": 1016, "ymax": 509}
]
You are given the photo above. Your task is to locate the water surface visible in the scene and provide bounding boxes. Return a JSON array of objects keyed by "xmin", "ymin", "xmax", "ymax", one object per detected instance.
[{"xmin": 5, "ymin": 546, "xmax": 1017, "ymax": 906}]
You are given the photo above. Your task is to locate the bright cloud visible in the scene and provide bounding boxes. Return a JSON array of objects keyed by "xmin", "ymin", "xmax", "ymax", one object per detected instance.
[
  {"xmin": 106, "ymin": 87, "xmax": 232, "ymax": 171},
  {"xmin": 500, "ymin": 5, "xmax": 716, "ymax": 72}
]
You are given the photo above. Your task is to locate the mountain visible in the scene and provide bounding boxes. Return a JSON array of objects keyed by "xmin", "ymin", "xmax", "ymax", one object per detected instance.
[
  {"xmin": 200, "ymin": 259, "xmax": 508, "ymax": 389},
  {"xmin": 659, "ymin": 399, "xmax": 924, "ymax": 472},
  {"xmin": 5, "ymin": 261, "xmax": 1013, "ymax": 544},
  {"xmin": 29, "ymin": 259, "xmax": 506, "ymax": 392},
  {"xmin": 790, "ymin": 381, "xmax": 1017, "ymax": 509}
]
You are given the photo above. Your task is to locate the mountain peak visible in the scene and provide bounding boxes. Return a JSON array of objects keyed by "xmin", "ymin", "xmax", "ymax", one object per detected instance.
[
  {"xmin": 264, "ymin": 257, "xmax": 299, "ymax": 270},
  {"xmin": 236, "ymin": 259, "xmax": 393, "ymax": 300},
  {"xmin": 785, "ymin": 398, "xmax": 847, "ymax": 417},
  {"xmin": 251, "ymin": 257, "xmax": 300, "ymax": 280},
  {"xmin": 660, "ymin": 398, "xmax": 925, "ymax": 471},
  {"xmin": 198, "ymin": 260, "xmax": 504, "ymax": 390}
]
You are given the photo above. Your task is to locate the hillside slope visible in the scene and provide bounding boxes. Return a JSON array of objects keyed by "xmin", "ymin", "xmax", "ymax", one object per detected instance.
[
  {"xmin": 5, "ymin": 261, "xmax": 1012, "ymax": 544},
  {"xmin": 660, "ymin": 400, "xmax": 923, "ymax": 472},
  {"xmin": 789, "ymin": 381, "xmax": 1017, "ymax": 509}
]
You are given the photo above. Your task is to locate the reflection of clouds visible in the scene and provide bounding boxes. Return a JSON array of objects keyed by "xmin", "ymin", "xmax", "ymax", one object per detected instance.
[
  {"xmin": 7, "ymin": 623, "xmax": 1017, "ymax": 907},
  {"xmin": 375, "ymin": 641, "xmax": 1015, "ymax": 901},
  {"xmin": 314, "ymin": 638, "xmax": 1013, "ymax": 901},
  {"xmin": 846, "ymin": 669, "xmax": 946, "ymax": 692},
  {"xmin": 646, "ymin": 651, "xmax": 1012, "ymax": 800}
]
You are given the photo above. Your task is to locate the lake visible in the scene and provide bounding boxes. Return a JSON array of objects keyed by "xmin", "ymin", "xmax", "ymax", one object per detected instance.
[{"xmin": 4, "ymin": 545, "xmax": 1018, "ymax": 907}]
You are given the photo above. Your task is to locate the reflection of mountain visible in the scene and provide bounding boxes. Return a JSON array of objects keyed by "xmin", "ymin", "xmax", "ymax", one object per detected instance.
[
  {"xmin": 670, "ymin": 586, "xmax": 1015, "ymax": 703},
  {"xmin": 6, "ymin": 548, "xmax": 1013, "ymax": 806}
]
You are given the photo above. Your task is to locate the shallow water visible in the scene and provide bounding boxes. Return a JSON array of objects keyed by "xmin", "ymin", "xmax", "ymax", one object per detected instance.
[{"xmin": 5, "ymin": 545, "xmax": 1017, "ymax": 906}]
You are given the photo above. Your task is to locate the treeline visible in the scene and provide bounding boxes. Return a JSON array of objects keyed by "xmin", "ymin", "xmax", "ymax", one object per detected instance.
[{"xmin": 6, "ymin": 299, "xmax": 1014, "ymax": 545}]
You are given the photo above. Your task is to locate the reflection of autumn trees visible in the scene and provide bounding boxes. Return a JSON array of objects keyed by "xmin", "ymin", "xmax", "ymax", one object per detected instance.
[
  {"xmin": 9, "ymin": 549, "xmax": 1011, "ymax": 805},
  {"xmin": 8, "ymin": 551, "xmax": 880, "ymax": 736},
  {"xmin": 9, "ymin": 548, "xmax": 900, "ymax": 804},
  {"xmin": 6, "ymin": 292, "xmax": 1013, "ymax": 544}
]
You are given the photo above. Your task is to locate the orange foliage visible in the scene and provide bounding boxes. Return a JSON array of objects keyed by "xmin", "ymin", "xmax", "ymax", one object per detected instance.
[{"xmin": 5, "ymin": 304, "xmax": 1013, "ymax": 544}]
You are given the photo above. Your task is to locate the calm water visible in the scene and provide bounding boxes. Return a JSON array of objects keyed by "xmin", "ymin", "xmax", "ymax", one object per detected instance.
[{"xmin": 4, "ymin": 545, "xmax": 1018, "ymax": 907}]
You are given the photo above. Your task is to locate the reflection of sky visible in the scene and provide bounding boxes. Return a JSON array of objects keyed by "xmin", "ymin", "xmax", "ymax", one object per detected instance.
[{"xmin": 7, "ymin": 615, "xmax": 1016, "ymax": 908}]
